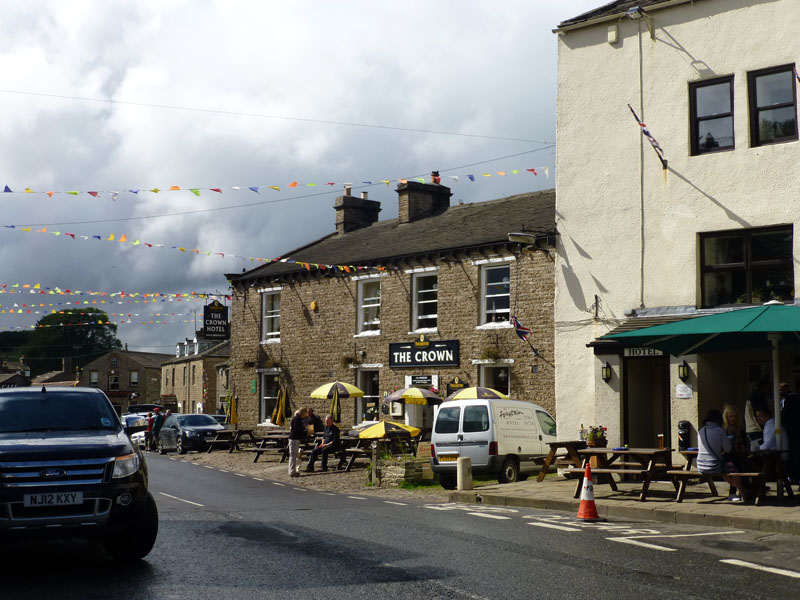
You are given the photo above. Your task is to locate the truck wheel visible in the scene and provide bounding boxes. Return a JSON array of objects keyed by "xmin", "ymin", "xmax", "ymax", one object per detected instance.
[
  {"xmin": 498, "ymin": 458, "xmax": 520, "ymax": 484},
  {"xmin": 438, "ymin": 473, "xmax": 457, "ymax": 490},
  {"xmin": 102, "ymin": 492, "xmax": 159, "ymax": 561},
  {"xmin": 176, "ymin": 437, "xmax": 187, "ymax": 455}
]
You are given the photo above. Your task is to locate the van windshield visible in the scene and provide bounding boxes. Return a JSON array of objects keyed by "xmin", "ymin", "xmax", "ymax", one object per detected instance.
[{"xmin": 435, "ymin": 406, "xmax": 461, "ymax": 434}]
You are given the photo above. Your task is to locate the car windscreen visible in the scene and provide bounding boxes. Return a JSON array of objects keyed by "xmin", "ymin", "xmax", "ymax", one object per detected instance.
[
  {"xmin": 178, "ymin": 414, "xmax": 218, "ymax": 427},
  {"xmin": 0, "ymin": 391, "xmax": 120, "ymax": 434}
]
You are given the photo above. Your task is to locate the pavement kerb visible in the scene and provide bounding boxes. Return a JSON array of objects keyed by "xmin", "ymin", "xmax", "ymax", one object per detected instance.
[{"xmin": 447, "ymin": 489, "xmax": 800, "ymax": 536}]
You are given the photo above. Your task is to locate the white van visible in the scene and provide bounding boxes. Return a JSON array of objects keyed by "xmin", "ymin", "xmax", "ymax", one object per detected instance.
[{"xmin": 430, "ymin": 398, "xmax": 557, "ymax": 489}]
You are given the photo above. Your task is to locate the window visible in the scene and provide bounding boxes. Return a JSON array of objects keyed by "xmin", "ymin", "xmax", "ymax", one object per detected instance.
[
  {"xmin": 261, "ymin": 291, "xmax": 281, "ymax": 341},
  {"xmin": 481, "ymin": 265, "xmax": 510, "ymax": 324},
  {"xmin": 130, "ymin": 371, "xmax": 139, "ymax": 386},
  {"xmin": 260, "ymin": 374, "xmax": 279, "ymax": 423},
  {"xmin": 182, "ymin": 366, "xmax": 187, "ymax": 386},
  {"xmin": 536, "ymin": 410, "xmax": 557, "ymax": 437},
  {"xmin": 479, "ymin": 365, "xmax": 509, "ymax": 396},
  {"xmin": 690, "ymin": 76, "xmax": 734, "ymax": 155},
  {"xmin": 412, "ymin": 273, "xmax": 438, "ymax": 330},
  {"xmin": 463, "ymin": 405, "xmax": 490, "ymax": 433},
  {"xmin": 434, "ymin": 406, "xmax": 461, "ymax": 434},
  {"xmin": 110, "ymin": 358, "xmax": 118, "ymax": 369},
  {"xmin": 700, "ymin": 226, "xmax": 793, "ymax": 307},
  {"xmin": 191, "ymin": 365, "xmax": 196, "ymax": 386},
  {"xmin": 748, "ymin": 65, "xmax": 798, "ymax": 147},
  {"xmin": 164, "ymin": 370, "xmax": 169, "ymax": 387},
  {"xmin": 108, "ymin": 375, "xmax": 119, "ymax": 391},
  {"xmin": 90, "ymin": 371, "xmax": 98, "ymax": 386},
  {"xmin": 358, "ymin": 280, "xmax": 381, "ymax": 333},
  {"xmin": 357, "ymin": 370, "xmax": 380, "ymax": 421},
  {"xmin": 171, "ymin": 368, "xmax": 175, "ymax": 388}
]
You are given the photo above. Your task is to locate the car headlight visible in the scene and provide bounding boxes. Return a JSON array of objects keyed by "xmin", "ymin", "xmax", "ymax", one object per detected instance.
[
  {"xmin": 113, "ymin": 453, "xmax": 141, "ymax": 478},
  {"xmin": 185, "ymin": 430, "xmax": 198, "ymax": 437}
]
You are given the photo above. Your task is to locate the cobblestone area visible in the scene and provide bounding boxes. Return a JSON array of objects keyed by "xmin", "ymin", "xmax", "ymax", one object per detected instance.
[{"xmin": 151, "ymin": 448, "xmax": 448, "ymax": 501}]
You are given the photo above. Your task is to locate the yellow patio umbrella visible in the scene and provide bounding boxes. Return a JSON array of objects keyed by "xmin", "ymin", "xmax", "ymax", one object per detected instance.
[
  {"xmin": 226, "ymin": 394, "xmax": 239, "ymax": 425},
  {"xmin": 384, "ymin": 387, "xmax": 442, "ymax": 406},
  {"xmin": 309, "ymin": 381, "xmax": 364, "ymax": 423},
  {"xmin": 444, "ymin": 386, "xmax": 508, "ymax": 401},
  {"xmin": 271, "ymin": 388, "xmax": 289, "ymax": 427},
  {"xmin": 358, "ymin": 421, "xmax": 421, "ymax": 439}
]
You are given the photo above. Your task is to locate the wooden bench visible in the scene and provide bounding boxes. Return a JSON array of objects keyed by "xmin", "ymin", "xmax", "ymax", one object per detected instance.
[
  {"xmin": 341, "ymin": 447, "xmax": 371, "ymax": 472},
  {"xmin": 668, "ymin": 469, "xmax": 775, "ymax": 504}
]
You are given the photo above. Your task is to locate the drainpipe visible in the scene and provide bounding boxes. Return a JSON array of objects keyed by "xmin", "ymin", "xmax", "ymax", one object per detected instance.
[
  {"xmin": 636, "ymin": 16, "xmax": 646, "ymax": 310},
  {"xmin": 768, "ymin": 332, "xmax": 784, "ymax": 497}
]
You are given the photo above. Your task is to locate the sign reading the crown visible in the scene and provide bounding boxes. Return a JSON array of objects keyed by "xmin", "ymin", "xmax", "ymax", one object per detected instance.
[{"xmin": 389, "ymin": 335, "xmax": 459, "ymax": 368}]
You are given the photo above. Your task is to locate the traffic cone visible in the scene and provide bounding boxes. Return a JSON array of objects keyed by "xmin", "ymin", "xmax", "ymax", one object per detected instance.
[{"xmin": 576, "ymin": 463, "xmax": 603, "ymax": 522}]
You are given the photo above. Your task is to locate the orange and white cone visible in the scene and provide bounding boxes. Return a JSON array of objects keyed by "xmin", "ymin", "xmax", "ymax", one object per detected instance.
[{"xmin": 576, "ymin": 463, "xmax": 603, "ymax": 522}]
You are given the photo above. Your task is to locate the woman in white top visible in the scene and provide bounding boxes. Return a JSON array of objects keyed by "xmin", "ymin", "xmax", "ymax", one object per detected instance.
[{"xmin": 697, "ymin": 409, "xmax": 745, "ymax": 502}]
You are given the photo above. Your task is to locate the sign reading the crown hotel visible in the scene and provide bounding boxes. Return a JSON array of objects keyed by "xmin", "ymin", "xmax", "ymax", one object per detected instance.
[
  {"xmin": 389, "ymin": 335, "xmax": 459, "ymax": 368},
  {"xmin": 203, "ymin": 300, "xmax": 230, "ymax": 340}
]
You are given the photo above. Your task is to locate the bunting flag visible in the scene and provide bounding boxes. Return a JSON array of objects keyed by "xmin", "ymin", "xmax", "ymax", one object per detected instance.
[
  {"xmin": 0, "ymin": 283, "xmax": 230, "ymax": 300},
  {"xmin": 627, "ymin": 103, "xmax": 667, "ymax": 169},
  {"xmin": 0, "ymin": 165, "xmax": 553, "ymax": 201}
]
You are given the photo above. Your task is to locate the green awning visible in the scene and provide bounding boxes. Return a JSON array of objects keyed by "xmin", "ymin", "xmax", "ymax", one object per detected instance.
[{"xmin": 602, "ymin": 304, "xmax": 800, "ymax": 356}]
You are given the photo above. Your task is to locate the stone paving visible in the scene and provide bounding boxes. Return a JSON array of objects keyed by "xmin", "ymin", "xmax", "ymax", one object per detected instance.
[{"xmin": 448, "ymin": 474, "xmax": 800, "ymax": 536}]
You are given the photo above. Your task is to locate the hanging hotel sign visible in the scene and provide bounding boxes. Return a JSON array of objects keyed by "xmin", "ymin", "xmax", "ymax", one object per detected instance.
[
  {"xmin": 389, "ymin": 335, "xmax": 459, "ymax": 368},
  {"xmin": 203, "ymin": 300, "xmax": 229, "ymax": 340}
]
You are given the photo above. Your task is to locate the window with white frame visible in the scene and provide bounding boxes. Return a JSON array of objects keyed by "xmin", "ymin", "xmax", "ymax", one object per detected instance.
[
  {"xmin": 261, "ymin": 291, "xmax": 281, "ymax": 341},
  {"xmin": 481, "ymin": 264, "xmax": 510, "ymax": 323},
  {"xmin": 357, "ymin": 370, "xmax": 380, "ymax": 421},
  {"xmin": 358, "ymin": 280, "xmax": 381, "ymax": 332},
  {"xmin": 260, "ymin": 374, "xmax": 279, "ymax": 422},
  {"xmin": 479, "ymin": 364, "xmax": 510, "ymax": 396},
  {"xmin": 90, "ymin": 371, "xmax": 98, "ymax": 386},
  {"xmin": 412, "ymin": 272, "xmax": 438, "ymax": 330},
  {"xmin": 130, "ymin": 370, "xmax": 139, "ymax": 386}
]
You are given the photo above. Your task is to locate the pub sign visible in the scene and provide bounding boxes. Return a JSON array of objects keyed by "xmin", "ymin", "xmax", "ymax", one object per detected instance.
[
  {"xmin": 204, "ymin": 300, "xmax": 229, "ymax": 340},
  {"xmin": 389, "ymin": 335, "xmax": 459, "ymax": 368}
]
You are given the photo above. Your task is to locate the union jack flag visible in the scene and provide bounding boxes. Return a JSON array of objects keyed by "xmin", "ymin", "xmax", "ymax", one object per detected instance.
[
  {"xmin": 511, "ymin": 315, "xmax": 532, "ymax": 341},
  {"xmin": 627, "ymin": 104, "xmax": 665, "ymax": 161}
]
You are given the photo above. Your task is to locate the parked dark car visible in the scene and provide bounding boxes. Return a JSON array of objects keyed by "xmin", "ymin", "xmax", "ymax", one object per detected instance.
[
  {"xmin": 0, "ymin": 386, "xmax": 158, "ymax": 560},
  {"xmin": 157, "ymin": 413, "xmax": 225, "ymax": 455}
]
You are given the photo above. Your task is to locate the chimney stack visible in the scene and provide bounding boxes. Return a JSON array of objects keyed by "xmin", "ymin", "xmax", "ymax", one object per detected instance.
[
  {"xmin": 334, "ymin": 185, "xmax": 381, "ymax": 235},
  {"xmin": 396, "ymin": 172, "xmax": 452, "ymax": 224}
]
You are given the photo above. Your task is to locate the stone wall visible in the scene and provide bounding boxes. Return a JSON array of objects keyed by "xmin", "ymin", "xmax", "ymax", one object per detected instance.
[{"xmin": 229, "ymin": 247, "xmax": 555, "ymax": 430}]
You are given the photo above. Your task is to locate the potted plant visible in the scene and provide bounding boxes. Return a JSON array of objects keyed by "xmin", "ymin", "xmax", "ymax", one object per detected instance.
[{"xmin": 586, "ymin": 425, "xmax": 608, "ymax": 448}]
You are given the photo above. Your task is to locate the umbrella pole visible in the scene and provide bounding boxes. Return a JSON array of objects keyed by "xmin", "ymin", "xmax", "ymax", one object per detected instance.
[{"xmin": 769, "ymin": 333, "xmax": 785, "ymax": 498}]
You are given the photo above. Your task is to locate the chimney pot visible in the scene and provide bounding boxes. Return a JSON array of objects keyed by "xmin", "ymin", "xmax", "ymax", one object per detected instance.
[
  {"xmin": 344, "ymin": 185, "xmax": 352, "ymax": 196},
  {"xmin": 361, "ymin": 191, "xmax": 368, "ymax": 200}
]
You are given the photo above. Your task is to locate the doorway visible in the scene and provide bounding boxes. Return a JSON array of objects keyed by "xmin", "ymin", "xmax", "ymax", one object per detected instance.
[{"xmin": 623, "ymin": 356, "xmax": 670, "ymax": 448}]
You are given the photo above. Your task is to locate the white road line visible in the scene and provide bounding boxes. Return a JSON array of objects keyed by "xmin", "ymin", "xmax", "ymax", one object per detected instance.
[
  {"xmin": 234, "ymin": 473, "xmax": 245, "ymax": 477},
  {"xmin": 528, "ymin": 522, "xmax": 581, "ymax": 532},
  {"xmin": 218, "ymin": 469, "xmax": 229, "ymax": 473},
  {"xmin": 384, "ymin": 501, "xmax": 407, "ymax": 506},
  {"xmin": 721, "ymin": 559, "xmax": 800, "ymax": 579},
  {"xmin": 626, "ymin": 530, "xmax": 745, "ymax": 540},
  {"xmin": 204, "ymin": 466, "xmax": 214, "ymax": 469},
  {"xmin": 322, "ymin": 492, "xmax": 336, "ymax": 496},
  {"xmin": 190, "ymin": 462, "xmax": 199, "ymax": 466},
  {"xmin": 293, "ymin": 487, "xmax": 308, "ymax": 492},
  {"xmin": 348, "ymin": 496, "xmax": 367, "ymax": 500},
  {"xmin": 169, "ymin": 458, "xmax": 176, "ymax": 461},
  {"xmin": 273, "ymin": 482, "xmax": 285, "ymax": 487},
  {"xmin": 158, "ymin": 492, "xmax": 204, "ymax": 507},
  {"xmin": 252, "ymin": 477, "xmax": 264, "ymax": 481},
  {"xmin": 467, "ymin": 512, "xmax": 512, "ymax": 520},
  {"xmin": 607, "ymin": 538, "xmax": 675, "ymax": 552}
]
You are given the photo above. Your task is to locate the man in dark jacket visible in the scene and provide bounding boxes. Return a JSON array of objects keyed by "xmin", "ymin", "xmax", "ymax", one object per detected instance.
[
  {"xmin": 152, "ymin": 407, "xmax": 165, "ymax": 448},
  {"xmin": 305, "ymin": 415, "xmax": 341, "ymax": 472}
]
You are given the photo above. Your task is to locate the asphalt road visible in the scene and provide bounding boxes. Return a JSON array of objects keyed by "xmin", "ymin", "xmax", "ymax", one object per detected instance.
[{"xmin": 3, "ymin": 454, "xmax": 800, "ymax": 599}]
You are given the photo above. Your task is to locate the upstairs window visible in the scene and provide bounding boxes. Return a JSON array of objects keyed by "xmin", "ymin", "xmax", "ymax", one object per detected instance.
[
  {"xmin": 358, "ymin": 279, "xmax": 381, "ymax": 333},
  {"xmin": 261, "ymin": 291, "xmax": 281, "ymax": 341},
  {"xmin": 481, "ymin": 265, "xmax": 510, "ymax": 324},
  {"xmin": 412, "ymin": 272, "xmax": 438, "ymax": 331},
  {"xmin": 110, "ymin": 358, "xmax": 118, "ymax": 369},
  {"xmin": 90, "ymin": 371, "xmax": 99, "ymax": 387},
  {"xmin": 700, "ymin": 226, "xmax": 793, "ymax": 307},
  {"xmin": 690, "ymin": 76, "xmax": 734, "ymax": 155},
  {"xmin": 130, "ymin": 371, "xmax": 139, "ymax": 386},
  {"xmin": 748, "ymin": 65, "xmax": 798, "ymax": 146}
]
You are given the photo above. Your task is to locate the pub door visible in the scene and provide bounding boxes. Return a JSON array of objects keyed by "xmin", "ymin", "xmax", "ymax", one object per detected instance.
[{"xmin": 623, "ymin": 356, "xmax": 670, "ymax": 448}]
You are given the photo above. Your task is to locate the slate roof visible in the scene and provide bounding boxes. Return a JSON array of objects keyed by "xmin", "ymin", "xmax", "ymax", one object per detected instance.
[
  {"xmin": 557, "ymin": 0, "xmax": 707, "ymax": 29},
  {"xmin": 107, "ymin": 350, "xmax": 173, "ymax": 369},
  {"xmin": 229, "ymin": 189, "xmax": 555, "ymax": 284},
  {"xmin": 163, "ymin": 340, "xmax": 230, "ymax": 366}
]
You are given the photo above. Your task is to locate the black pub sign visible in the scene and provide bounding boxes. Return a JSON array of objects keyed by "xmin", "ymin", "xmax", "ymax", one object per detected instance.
[
  {"xmin": 203, "ymin": 300, "xmax": 229, "ymax": 340},
  {"xmin": 389, "ymin": 335, "xmax": 459, "ymax": 368}
]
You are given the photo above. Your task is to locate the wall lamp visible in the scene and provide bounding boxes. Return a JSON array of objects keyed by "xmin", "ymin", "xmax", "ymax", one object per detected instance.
[
  {"xmin": 678, "ymin": 360, "xmax": 690, "ymax": 382},
  {"xmin": 625, "ymin": 5, "xmax": 654, "ymax": 39},
  {"xmin": 601, "ymin": 361, "xmax": 613, "ymax": 382}
]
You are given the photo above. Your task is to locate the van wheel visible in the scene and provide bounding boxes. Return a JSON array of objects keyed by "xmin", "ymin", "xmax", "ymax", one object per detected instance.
[
  {"xmin": 438, "ymin": 473, "xmax": 457, "ymax": 490},
  {"xmin": 498, "ymin": 458, "xmax": 520, "ymax": 484}
]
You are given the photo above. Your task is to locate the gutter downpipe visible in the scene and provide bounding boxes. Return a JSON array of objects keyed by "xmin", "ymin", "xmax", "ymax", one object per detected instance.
[
  {"xmin": 637, "ymin": 18, "xmax": 645, "ymax": 310},
  {"xmin": 769, "ymin": 332, "xmax": 785, "ymax": 497}
]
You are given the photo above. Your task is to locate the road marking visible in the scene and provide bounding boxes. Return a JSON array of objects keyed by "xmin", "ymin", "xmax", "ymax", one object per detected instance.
[
  {"xmin": 204, "ymin": 465, "xmax": 214, "ymax": 469},
  {"xmin": 528, "ymin": 522, "xmax": 581, "ymax": 532},
  {"xmin": 608, "ymin": 538, "xmax": 676, "ymax": 552},
  {"xmin": 293, "ymin": 487, "xmax": 308, "ymax": 492},
  {"xmin": 158, "ymin": 492, "xmax": 204, "ymax": 507},
  {"xmin": 252, "ymin": 477, "xmax": 264, "ymax": 481},
  {"xmin": 169, "ymin": 458, "xmax": 176, "ymax": 461},
  {"xmin": 190, "ymin": 462, "xmax": 199, "ymax": 466},
  {"xmin": 218, "ymin": 469, "xmax": 229, "ymax": 473},
  {"xmin": 467, "ymin": 512, "xmax": 512, "ymax": 520},
  {"xmin": 384, "ymin": 501, "xmax": 407, "ymax": 506},
  {"xmin": 437, "ymin": 583, "xmax": 493, "ymax": 600},
  {"xmin": 322, "ymin": 492, "xmax": 336, "ymax": 496},
  {"xmin": 348, "ymin": 496, "xmax": 367, "ymax": 500},
  {"xmin": 272, "ymin": 482, "xmax": 285, "ymax": 487},
  {"xmin": 607, "ymin": 530, "xmax": 745, "ymax": 552},
  {"xmin": 721, "ymin": 559, "xmax": 800, "ymax": 579},
  {"xmin": 234, "ymin": 473, "xmax": 245, "ymax": 477}
]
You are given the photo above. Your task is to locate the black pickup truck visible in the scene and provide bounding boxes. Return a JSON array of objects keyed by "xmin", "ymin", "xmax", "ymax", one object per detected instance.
[{"xmin": 0, "ymin": 386, "xmax": 158, "ymax": 560}]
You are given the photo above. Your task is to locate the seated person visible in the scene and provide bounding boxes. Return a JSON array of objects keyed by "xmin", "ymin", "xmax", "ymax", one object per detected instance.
[
  {"xmin": 305, "ymin": 415, "xmax": 341, "ymax": 472},
  {"xmin": 697, "ymin": 409, "xmax": 746, "ymax": 502},
  {"xmin": 755, "ymin": 405, "xmax": 789, "ymax": 451}
]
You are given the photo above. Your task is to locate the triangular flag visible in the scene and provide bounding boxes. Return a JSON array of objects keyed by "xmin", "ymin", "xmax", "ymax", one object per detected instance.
[
  {"xmin": 189, "ymin": 189, "xmax": 200, "ymax": 196},
  {"xmin": 46, "ymin": 191, "xmax": 54, "ymax": 198},
  {"xmin": 92, "ymin": 235, "xmax": 101, "ymax": 240},
  {"xmin": 65, "ymin": 233, "xmax": 75, "ymax": 239},
  {"xmin": 288, "ymin": 181, "xmax": 298, "ymax": 188},
  {"xmin": 543, "ymin": 167, "xmax": 550, "ymax": 178},
  {"xmin": 269, "ymin": 186, "xmax": 280, "ymax": 191},
  {"xmin": 210, "ymin": 188, "xmax": 222, "ymax": 193},
  {"xmin": 129, "ymin": 189, "xmax": 139, "ymax": 194},
  {"xmin": 467, "ymin": 174, "xmax": 475, "ymax": 182},
  {"xmin": 24, "ymin": 187, "xmax": 34, "ymax": 193},
  {"xmin": 150, "ymin": 188, "xmax": 160, "ymax": 193},
  {"xmin": 110, "ymin": 191, "xmax": 119, "ymax": 201},
  {"xmin": 88, "ymin": 191, "xmax": 98, "ymax": 197},
  {"xmin": 67, "ymin": 191, "xmax": 79, "ymax": 195},
  {"xmin": 248, "ymin": 187, "xmax": 259, "ymax": 193},
  {"xmin": 169, "ymin": 185, "xmax": 180, "ymax": 191},
  {"xmin": 119, "ymin": 234, "xmax": 127, "ymax": 243},
  {"xmin": 527, "ymin": 168, "xmax": 538, "ymax": 175},
  {"xmin": 3, "ymin": 186, "xmax": 11, "ymax": 193},
  {"xmin": 132, "ymin": 240, "xmax": 140, "ymax": 245},
  {"xmin": 106, "ymin": 234, "xmax": 115, "ymax": 241}
]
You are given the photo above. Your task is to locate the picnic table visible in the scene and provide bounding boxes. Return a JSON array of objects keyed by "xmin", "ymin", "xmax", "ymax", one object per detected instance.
[
  {"xmin": 567, "ymin": 447, "xmax": 675, "ymax": 502},
  {"xmin": 205, "ymin": 429, "xmax": 262, "ymax": 453},
  {"xmin": 537, "ymin": 440, "xmax": 587, "ymax": 482}
]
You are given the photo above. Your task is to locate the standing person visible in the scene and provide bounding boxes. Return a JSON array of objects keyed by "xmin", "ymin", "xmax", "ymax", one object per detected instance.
[
  {"xmin": 151, "ymin": 407, "xmax": 165, "ymax": 450},
  {"xmin": 305, "ymin": 415, "xmax": 341, "ymax": 472},
  {"xmin": 288, "ymin": 407, "xmax": 308, "ymax": 477},
  {"xmin": 144, "ymin": 412, "xmax": 154, "ymax": 451},
  {"xmin": 305, "ymin": 407, "xmax": 324, "ymax": 434},
  {"xmin": 780, "ymin": 382, "xmax": 800, "ymax": 482},
  {"xmin": 697, "ymin": 409, "xmax": 746, "ymax": 502}
]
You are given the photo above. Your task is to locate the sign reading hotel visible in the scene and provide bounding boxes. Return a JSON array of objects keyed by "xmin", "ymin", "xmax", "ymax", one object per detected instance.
[
  {"xmin": 389, "ymin": 335, "xmax": 459, "ymax": 368},
  {"xmin": 203, "ymin": 300, "xmax": 229, "ymax": 340},
  {"xmin": 623, "ymin": 347, "xmax": 663, "ymax": 357}
]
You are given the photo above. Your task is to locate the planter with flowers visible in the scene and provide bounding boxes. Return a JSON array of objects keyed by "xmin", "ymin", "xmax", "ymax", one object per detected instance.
[{"xmin": 586, "ymin": 425, "xmax": 608, "ymax": 448}]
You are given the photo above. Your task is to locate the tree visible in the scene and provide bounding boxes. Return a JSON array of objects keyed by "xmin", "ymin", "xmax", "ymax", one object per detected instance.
[{"xmin": 21, "ymin": 308, "xmax": 122, "ymax": 376}]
